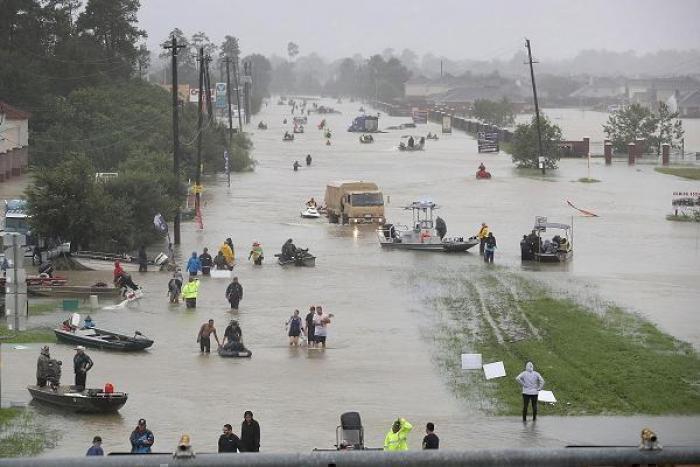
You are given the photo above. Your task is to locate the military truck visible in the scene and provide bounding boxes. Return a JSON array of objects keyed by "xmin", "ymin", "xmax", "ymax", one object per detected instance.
[{"xmin": 324, "ymin": 181, "xmax": 385, "ymax": 225}]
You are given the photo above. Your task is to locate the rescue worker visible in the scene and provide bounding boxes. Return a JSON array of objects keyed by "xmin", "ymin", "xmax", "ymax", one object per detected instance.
[
  {"xmin": 477, "ymin": 222, "xmax": 489, "ymax": 255},
  {"xmin": 408, "ymin": 136, "xmax": 415, "ymax": 148},
  {"xmin": 248, "ymin": 242, "xmax": 264, "ymax": 265},
  {"xmin": 73, "ymin": 346, "xmax": 93, "ymax": 391},
  {"xmin": 435, "ymin": 216, "xmax": 447, "ymax": 240},
  {"xmin": 214, "ymin": 250, "xmax": 228, "ymax": 270},
  {"xmin": 280, "ymin": 239, "xmax": 297, "ymax": 261},
  {"xmin": 306, "ymin": 154, "xmax": 312, "ymax": 166},
  {"xmin": 225, "ymin": 277, "xmax": 244, "ymax": 311},
  {"xmin": 384, "ymin": 418, "xmax": 413, "ymax": 451},
  {"xmin": 293, "ymin": 160, "xmax": 300, "ymax": 171},
  {"xmin": 181, "ymin": 277, "xmax": 200, "ymax": 308},
  {"xmin": 185, "ymin": 251, "xmax": 202, "ymax": 277},
  {"xmin": 220, "ymin": 241, "xmax": 235, "ymax": 270},
  {"xmin": 36, "ymin": 346, "xmax": 51, "ymax": 387},
  {"xmin": 199, "ymin": 247, "xmax": 213, "ymax": 275}
]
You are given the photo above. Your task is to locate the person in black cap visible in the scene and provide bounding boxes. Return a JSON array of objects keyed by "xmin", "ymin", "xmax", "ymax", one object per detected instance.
[
  {"xmin": 73, "ymin": 346, "xmax": 93, "ymax": 391},
  {"xmin": 130, "ymin": 419, "xmax": 155, "ymax": 454}
]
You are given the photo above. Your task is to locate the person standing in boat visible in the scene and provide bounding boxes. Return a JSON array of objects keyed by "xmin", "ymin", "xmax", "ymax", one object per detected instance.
[
  {"xmin": 73, "ymin": 346, "xmax": 93, "ymax": 391},
  {"xmin": 225, "ymin": 277, "xmax": 244, "ymax": 311},
  {"xmin": 484, "ymin": 232, "xmax": 497, "ymax": 264},
  {"xmin": 36, "ymin": 345, "xmax": 51, "ymax": 387},
  {"xmin": 477, "ymin": 223, "xmax": 489, "ymax": 255},
  {"xmin": 130, "ymin": 419, "xmax": 155, "ymax": 454},
  {"xmin": 197, "ymin": 319, "xmax": 220, "ymax": 353},
  {"xmin": 185, "ymin": 251, "xmax": 202, "ymax": 277},
  {"xmin": 435, "ymin": 216, "xmax": 447, "ymax": 240},
  {"xmin": 240, "ymin": 411, "xmax": 261, "ymax": 452},
  {"xmin": 137, "ymin": 246, "xmax": 148, "ymax": 272},
  {"xmin": 199, "ymin": 248, "xmax": 213, "ymax": 276}
]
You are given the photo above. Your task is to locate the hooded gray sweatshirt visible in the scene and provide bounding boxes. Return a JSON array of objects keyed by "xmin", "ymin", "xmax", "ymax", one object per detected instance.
[{"xmin": 515, "ymin": 362, "xmax": 545, "ymax": 395}]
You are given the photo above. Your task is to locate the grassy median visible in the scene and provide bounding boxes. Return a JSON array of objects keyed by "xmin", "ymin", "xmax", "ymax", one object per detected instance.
[
  {"xmin": 655, "ymin": 167, "xmax": 700, "ymax": 180},
  {"xmin": 0, "ymin": 325, "xmax": 55, "ymax": 344},
  {"xmin": 427, "ymin": 270, "xmax": 700, "ymax": 415}
]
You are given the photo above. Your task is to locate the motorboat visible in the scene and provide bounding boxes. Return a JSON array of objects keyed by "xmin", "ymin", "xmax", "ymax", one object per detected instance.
[
  {"xmin": 359, "ymin": 134, "xmax": 374, "ymax": 144},
  {"xmin": 522, "ymin": 216, "xmax": 573, "ymax": 263},
  {"xmin": 377, "ymin": 201, "xmax": 479, "ymax": 252},
  {"xmin": 301, "ymin": 206, "xmax": 321, "ymax": 218},
  {"xmin": 275, "ymin": 249, "xmax": 316, "ymax": 267},
  {"xmin": 293, "ymin": 125, "xmax": 304, "ymax": 134},
  {"xmin": 218, "ymin": 345, "xmax": 252, "ymax": 358},
  {"xmin": 476, "ymin": 170, "xmax": 492, "ymax": 179},
  {"xmin": 257, "ymin": 122, "xmax": 268, "ymax": 130},
  {"xmin": 426, "ymin": 134, "xmax": 439, "ymax": 140},
  {"xmin": 27, "ymin": 385, "xmax": 128, "ymax": 413},
  {"xmin": 398, "ymin": 140, "xmax": 425, "ymax": 151},
  {"xmin": 283, "ymin": 133, "xmax": 295, "ymax": 141},
  {"xmin": 54, "ymin": 326, "xmax": 154, "ymax": 351},
  {"xmin": 71, "ymin": 251, "xmax": 169, "ymax": 272}
]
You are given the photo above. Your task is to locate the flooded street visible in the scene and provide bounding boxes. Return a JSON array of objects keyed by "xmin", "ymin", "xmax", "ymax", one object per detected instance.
[{"xmin": 3, "ymin": 98, "xmax": 700, "ymax": 455}]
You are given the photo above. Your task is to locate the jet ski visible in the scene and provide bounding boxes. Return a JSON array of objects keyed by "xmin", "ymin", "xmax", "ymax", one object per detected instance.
[{"xmin": 301, "ymin": 206, "xmax": 321, "ymax": 219}]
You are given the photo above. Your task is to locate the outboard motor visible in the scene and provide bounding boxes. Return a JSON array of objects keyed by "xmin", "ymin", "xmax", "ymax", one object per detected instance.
[{"xmin": 338, "ymin": 412, "xmax": 364, "ymax": 450}]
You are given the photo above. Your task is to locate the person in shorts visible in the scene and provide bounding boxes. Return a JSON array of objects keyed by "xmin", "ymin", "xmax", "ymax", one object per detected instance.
[
  {"xmin": 286, "ymin": 309, "xmax": 303, "ymax": 346},
  {"xmin": 313, "ymin": 306, "xmax": 333, "ymax": 348}
]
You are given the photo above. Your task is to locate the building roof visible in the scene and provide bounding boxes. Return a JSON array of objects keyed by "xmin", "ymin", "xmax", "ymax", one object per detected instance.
[
  {"xmin": 678, "ymin": 90, "xmax": 700, "ymax": 107},
  {"xmin": 0, "ymin": 101, "xmax": 31, "ymax": 120},
  {"xmin": 432, "ymin": 84, "xmax": 527, "ymax": 104}
]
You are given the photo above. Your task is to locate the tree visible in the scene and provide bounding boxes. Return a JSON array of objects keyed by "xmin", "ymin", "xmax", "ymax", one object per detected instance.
[
  {"xmin": 76, "ymin": 0, "xmax": 145, "ymax": 62},
  {"xmin": 603, "ymin": 103, "xmax": 659, "ymax": 153},
  {"xmin": 218, "ymin": 35, "xmax": 240, "ymax": 80},
  {"xmin": 287, "ymin": 41, "xmax": 299, "ymax": 61},
  {"xmin": 472, "ymin": 98, "xmax": 515, "ymax": 127},
  {"xmin": 511, "ymin": 116, "xmax": 563, "ymax": 169},
  {"xmin": 652, "ymin": 101, "xmax": 684, "ymax": 153},
  {"xmin": 242, "ymin": 53, "xmax": 272, "ymax": 113}
]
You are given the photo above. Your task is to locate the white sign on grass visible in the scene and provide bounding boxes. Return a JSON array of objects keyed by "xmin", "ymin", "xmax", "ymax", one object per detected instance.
[
  {"xmin": 461, "ymin": 353, "xmax": 482, "ymax": 370},
  {"xmin": 482, "ymin": 361, "xmax": 506, "ymax": 380},
  {"xmin": 538, "ymin": 390, "xmax": 557, "ymax": 403}
]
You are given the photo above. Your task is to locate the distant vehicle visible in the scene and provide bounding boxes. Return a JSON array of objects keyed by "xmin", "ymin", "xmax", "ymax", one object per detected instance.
[
  {"xmin": 3, "ymin": 199, "xmax": 30, "ymax": 237},
  {"xmin": 348, "ymin": 115, "xmax": 379, "ymax": 133},
  {"xmin": 324, "ymin": 181, "xmax": 385, "ymax": 225}
]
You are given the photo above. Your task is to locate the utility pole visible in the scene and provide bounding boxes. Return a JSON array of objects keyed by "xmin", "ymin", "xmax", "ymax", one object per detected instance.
[
  {"xmin": 195, "ymin": 46, "xmax": 204, "ymax": 230},
  {"xmin": 232, "ymin": 57, "xmax": 243, "ymax": 131},
  {"xmin": 204, "ymin": 55, "xmax": 214, "ymax": 123},
  {"xmin": 224, "ymin": 57, "xmax": 234, "ymax": 142},
  {"xmin": 243, "ymin": 61, "xmax": 251, "ymax": 124},
  {"xmin": 163, "ymin": 36, "xmax": 185, "ymax": 245},
  {"xmin": 525, "ymin": 38, "xmax": 545, "ymax": 175}
]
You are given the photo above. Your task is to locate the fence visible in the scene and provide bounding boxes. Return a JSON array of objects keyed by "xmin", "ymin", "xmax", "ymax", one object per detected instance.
[{"xmin": 2, "ymin": 447, "xmax": 700, "ymax": 467}]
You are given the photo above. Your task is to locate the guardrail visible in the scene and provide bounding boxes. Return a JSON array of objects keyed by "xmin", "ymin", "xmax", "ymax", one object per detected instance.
[{"xmin": 2, "ymin": 447, "xmax": 700, "ymax": 467}]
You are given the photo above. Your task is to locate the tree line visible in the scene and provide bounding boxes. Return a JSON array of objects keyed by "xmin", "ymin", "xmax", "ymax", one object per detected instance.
[{"xmin": 1, "ymin": 0, "xmax": 253, "ymax": 251}]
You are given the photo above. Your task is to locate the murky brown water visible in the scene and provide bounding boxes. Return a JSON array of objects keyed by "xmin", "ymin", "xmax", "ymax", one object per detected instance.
[{"xmin": 3, "ymin": 98, "xmax": 700, "ymax": 456}]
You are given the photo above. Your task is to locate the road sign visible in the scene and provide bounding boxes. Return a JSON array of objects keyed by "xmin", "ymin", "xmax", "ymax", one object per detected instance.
[{"xmin": 215, "ymin": 82, "xmax": 227, "ymax": 109}]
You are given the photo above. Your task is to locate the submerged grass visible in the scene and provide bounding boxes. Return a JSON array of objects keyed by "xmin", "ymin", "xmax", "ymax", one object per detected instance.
[
  {"xmin": 0, "ymin": 325, "xmax": 55, "ymax": 344},
  {"xmin": 655, "ymin": 167, "xmax": 700, "ymax": 180},
  {"xmin": 0, "ymin": 408, "xmax": 55, "ymax": 457},
  {"xmin": 577, "ymin": 177, "xmax": 601, "ymax": 183},
  {"xmin": 427, "ymin": 270, "xmax": 700, "ymax": 415}
]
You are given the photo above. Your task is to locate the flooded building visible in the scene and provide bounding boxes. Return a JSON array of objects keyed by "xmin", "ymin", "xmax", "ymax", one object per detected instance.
[{"xmin": 0, "ymin": 101, "xmax": 30, "ymax": 182}]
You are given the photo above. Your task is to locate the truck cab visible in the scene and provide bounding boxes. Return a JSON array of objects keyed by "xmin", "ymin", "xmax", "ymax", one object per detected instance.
[{"xmin": 324, "ymin": 181, "xmax": 385, "ymax": 224}]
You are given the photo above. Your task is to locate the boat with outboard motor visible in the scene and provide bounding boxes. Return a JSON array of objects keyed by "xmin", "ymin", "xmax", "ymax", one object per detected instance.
[
  {"xmin": 27, "ymin": 385, "xmax": 128, "ymax": 413},
  {"xmin": 283, "ymin": 133, "xmax": 295, "ymax": 141},
  {"xmin": 301, "ymin": 206, "xmax": 321, "ymax": 218},
  {"xmin": 275, "ymin": 249, "xmax": 316, "ymax": 267},
  {"xmin": 377, "ymin": 201, "xmax": 479, "ymax": 252},
  {"xmin": 54, "ymin": 325, "xmax": 154, "ymax": 351},
  {"xmin": 71, "ymin": 251, "xmax": 169, "ymax": 272},
  {"xmin": 521, "ymin": 216, "xmax": 573, "ymax": 263},
  {"xmin": 359, "ymin": 134, "xmax": 374, "ymax": 144}
]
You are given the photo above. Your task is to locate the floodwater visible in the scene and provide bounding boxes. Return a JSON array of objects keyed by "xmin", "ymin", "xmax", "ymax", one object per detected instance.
[{"xmin": 3, "ymin": 98, "xmax": 700, "ymax": 456}]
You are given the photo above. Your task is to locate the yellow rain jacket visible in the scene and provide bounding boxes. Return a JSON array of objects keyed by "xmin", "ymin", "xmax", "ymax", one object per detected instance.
[
  {"xmin": 477, "ymin": 224, "xmax": 489, "ymax": 239},
  {"xmin": 383, "ymin": 418, "xmax": 412, "ymax": 451},
  {"xmin": 220, "ymin": 243, "xmax": 235, "ymax": 265},
  {"xmin": 181, "ymin": 280, "xmax": 200, "ymax": 299}
]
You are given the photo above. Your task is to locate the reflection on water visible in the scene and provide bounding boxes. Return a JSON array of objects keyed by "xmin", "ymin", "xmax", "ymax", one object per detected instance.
[{"xmin": 3, "ymin": 97, "xmax": 699, "ymax": 456}]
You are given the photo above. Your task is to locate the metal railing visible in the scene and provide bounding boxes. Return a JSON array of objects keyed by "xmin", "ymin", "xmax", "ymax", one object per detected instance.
[{"xmin": 2, "ymin": 447, "xmax": 700, "ymax": 467}]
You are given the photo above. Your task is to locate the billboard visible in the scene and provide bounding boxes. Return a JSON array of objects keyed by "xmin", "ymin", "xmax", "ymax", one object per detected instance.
[
  {"xmin": 215, "ymin": 83, "xmax": 227, "ymax": 109},
  {"xmin": 412, "ymin": 108, "xmax": 428, "ymax": 124}
]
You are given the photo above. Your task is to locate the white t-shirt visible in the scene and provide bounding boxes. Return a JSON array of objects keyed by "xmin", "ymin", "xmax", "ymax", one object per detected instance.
[{"xmin": 313, "ymin": 313, "xmax": 328, "ymax": 337}]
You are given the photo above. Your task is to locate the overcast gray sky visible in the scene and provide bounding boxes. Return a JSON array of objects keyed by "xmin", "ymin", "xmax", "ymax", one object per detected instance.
[{"xmin": 139, "ymin": 0, "xmax": 700, "ymax": 60}]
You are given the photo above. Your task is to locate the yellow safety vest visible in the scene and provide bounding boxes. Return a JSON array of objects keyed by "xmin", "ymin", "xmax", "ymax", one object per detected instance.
[
  {"xmin": 181, "ymin": 280, "xmax": 199, "ymax": 299},
  {"xmin": 383, "ymin": 419, "xmax": 412, "ymax": 451}
]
